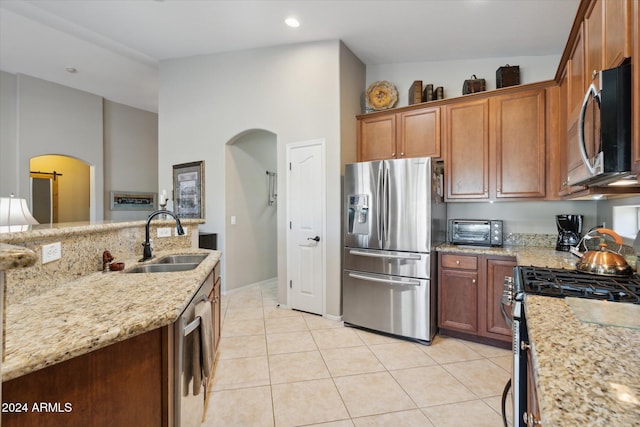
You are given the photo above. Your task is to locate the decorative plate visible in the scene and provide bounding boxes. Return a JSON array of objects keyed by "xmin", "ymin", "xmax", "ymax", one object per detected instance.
[{"xmin": 366, "ymin": 81, "xmax": 398, "ymax": 110}]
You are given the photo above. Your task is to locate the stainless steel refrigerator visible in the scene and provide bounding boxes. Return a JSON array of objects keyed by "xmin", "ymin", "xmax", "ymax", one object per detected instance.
[{"xmin": 342, "ymin": 157, "xmax": 446, "ymax": 344}]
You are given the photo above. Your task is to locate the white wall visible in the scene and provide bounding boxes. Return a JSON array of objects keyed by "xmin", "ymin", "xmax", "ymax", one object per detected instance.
[
  {"xmin": 367, "ymin": 54, "xmax": 560, "ymax": 109},
  {"xmin": 225, "ymin": 130, "xmax": 277, "ymax": 290},
  {"xmin": 0, "ymin": 71, "xmax": 18, "ymax": 198},
  {"xmin": 103, "ymin": 100, "xmax": 159, "ymax": 221},
  {"xmin": 159, "ymin": 40, "xmax": 348, "ymax": 316},
  {"xmin": 11, "ymin": 74, "xmax": 104, "ymax": 220}
]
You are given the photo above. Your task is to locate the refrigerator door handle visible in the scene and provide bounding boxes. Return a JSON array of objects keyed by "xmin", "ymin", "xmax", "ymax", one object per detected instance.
[
  {"xmin": 384, "ymin": 166, "xmax": 390, "ymax": 243},
  {"xmin": 376, "ymin": 165, "xmax": 383, "ymax": 246},
  {"xmin": 348, "ymin": 272, "xmax": 421, "ymax": 287},
  {"xmin": 348, "ymin": 250, "xmax": 422, "ymax": 260}
]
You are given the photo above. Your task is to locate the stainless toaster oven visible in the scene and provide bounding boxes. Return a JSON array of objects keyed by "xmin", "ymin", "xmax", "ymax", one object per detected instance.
[{"xmin": 448, "ymin": 219, "xmax": 503, "ymax": 247}]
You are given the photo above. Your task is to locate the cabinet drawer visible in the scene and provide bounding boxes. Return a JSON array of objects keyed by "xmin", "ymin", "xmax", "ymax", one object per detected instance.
[{"xmin": 441, "ymin": 254, "xmax": 478, "ymax": 270}]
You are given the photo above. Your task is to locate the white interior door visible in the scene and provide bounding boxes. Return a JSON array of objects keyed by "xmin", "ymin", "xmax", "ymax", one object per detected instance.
[{"xmin": 287, "ymin": 139, "xmax": 325, "ymax": 315}]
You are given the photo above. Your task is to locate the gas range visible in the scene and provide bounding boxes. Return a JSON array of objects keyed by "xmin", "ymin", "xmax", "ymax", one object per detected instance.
[
  {"xmin": 516, "ymin": 266, "xmax": 640, "ymax": 304},
  {"xmin": 502, "ymin": 266, "xmax": 640, "ymax": 427}
]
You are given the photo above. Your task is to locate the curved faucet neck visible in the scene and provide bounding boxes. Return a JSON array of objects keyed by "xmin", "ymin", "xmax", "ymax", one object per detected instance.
[{"xmin": 142, "ymin": 210, "xmax": 184, "ymax": 261}]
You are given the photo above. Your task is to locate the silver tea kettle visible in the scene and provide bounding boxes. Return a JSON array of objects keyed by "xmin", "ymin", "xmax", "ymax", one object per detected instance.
[{"xmin": 575, "ymin": 228, "xmax": 634, "ymax": 276}]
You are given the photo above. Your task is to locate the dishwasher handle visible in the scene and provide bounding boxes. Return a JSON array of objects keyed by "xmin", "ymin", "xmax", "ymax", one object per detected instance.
[{"xmin": 183, "ymin": 317, "xmax": 201, "ymax": 336}]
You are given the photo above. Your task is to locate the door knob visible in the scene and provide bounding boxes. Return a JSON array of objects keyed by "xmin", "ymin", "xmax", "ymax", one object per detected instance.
[{"xmin": 307, "ymin": 236, "xmax": 320, "ymax": 242}]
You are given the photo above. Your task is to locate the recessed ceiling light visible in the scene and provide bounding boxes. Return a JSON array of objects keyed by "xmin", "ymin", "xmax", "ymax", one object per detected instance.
[
  {"xmin": 285, "ymin": 17, "xmax": 300, "ymax": 28},
  {"xmin": 65, "ymin": 67, "xmax": 77, "ymax": 74}
]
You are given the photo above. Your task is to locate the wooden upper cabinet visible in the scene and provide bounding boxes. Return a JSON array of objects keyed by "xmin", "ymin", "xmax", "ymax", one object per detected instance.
[
  {"xmin": 603, "ymin": 0, "xmax": 632, "ymax": 69},
  {"xmin": 491, "ymin": 89, "xmax": 546, "ymax": 199},
  {"xmin": 357, "ymin": 106, "xmax": 441, "ymax": 162},
  {"xmin": 585, "ymin": 0, "xmax": 603, "ymax": 86},
  {"xmin": 568, "ymin": 23, "xmax": 586, "ymax": 125},
  {"xmin": 444, "ymin": 99, "xmax": 490, "ymax": 200},
  {"xmin": 358, "ymin": 114, "xmax": 396, "ymax": 161},
  {"xmin": 397, "ymin": 107, "xmax": 441, "ymax": 158}
]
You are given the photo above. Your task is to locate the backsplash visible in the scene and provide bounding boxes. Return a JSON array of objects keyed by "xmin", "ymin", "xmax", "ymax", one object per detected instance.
[
  {"xmin": 3, "ymin": 221, "xmax": 200, "ymax": 305},
  {"xmin": 504, "ymin": 233, "xmax": 557, "ymax": 247}
]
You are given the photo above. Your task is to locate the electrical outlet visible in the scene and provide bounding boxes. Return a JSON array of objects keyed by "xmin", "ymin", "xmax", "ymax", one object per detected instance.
[
  {"xmin": 42, "ymin": 242, "xmax": 62, "ymax": 264},
  {"xmin": 157, "ymin": 227, "xmax": 172, "ymax": 238},
  {"xmin": 231, "ymin": 215, "xmax": 237, "ymax": 225}
]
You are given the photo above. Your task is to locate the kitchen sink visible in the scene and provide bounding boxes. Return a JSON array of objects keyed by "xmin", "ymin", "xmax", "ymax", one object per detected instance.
[
  {"xmin": 155, "ymin": 254, "xmax": 208, "ymax": 264},
  {"xmin": 125, "ymin": 263, "xmax": 200, "ymax": 274}
]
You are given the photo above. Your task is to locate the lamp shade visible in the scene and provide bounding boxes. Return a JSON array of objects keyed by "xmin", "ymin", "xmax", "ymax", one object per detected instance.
[{"xmin": 0, "ymin": 195, "xmax": 39, "ymax": 232}]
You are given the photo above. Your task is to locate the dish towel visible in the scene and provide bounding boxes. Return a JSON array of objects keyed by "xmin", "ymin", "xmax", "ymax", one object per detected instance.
[{"xmin": 192, "ymin": 299, "xmax": 214, "ymax": 396}]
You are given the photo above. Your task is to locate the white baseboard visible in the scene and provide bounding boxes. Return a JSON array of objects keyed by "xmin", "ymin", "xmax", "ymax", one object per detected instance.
[{"xmin": 223, "ymin": 277, "xmax": 277, "ymax": 295}]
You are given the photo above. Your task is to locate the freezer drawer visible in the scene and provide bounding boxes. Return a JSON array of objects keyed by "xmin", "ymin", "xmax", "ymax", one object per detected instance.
[
  {"xmin": 342, "ymin": 269, "xmax": 436, "ymax": 343},
  {"xmin": 344, "ymin": 247, "xmax": 430, "ymax": 279}
]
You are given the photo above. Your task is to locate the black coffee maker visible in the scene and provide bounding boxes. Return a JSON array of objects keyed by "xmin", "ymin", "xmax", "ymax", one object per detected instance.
[{"xmin": 555, "ymin": 214, "xmax": 583, "ymax": 251}]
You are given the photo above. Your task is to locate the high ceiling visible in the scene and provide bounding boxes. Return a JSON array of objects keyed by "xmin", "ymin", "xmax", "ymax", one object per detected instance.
[{"xmin": 0, "ymin": 0, "xmax": 580, "ymax": 112}]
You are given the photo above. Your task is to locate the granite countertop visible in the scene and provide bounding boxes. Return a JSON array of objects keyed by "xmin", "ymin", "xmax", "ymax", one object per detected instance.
[
  {"xmin": 0, "ymin": 243, "xmax": 37, "ymax": 271},
  {"xmin": 436, "ymin": 243, "xmax": 579, "ymax": 269},
  {"xmin": 2, "ymin": 248, "xmax": 221, "ymax": 381},
  {"xmin": 526, "ymin": 295, "xmax": 640, "ymax": 426},
  {"xmin": 438, "ymin": 244, "xmax": 640, "ymax": 425}
]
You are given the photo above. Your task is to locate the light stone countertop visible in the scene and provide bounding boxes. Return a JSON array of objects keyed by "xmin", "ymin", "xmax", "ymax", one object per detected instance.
[
  {"xmin": 526, "ymin": 295, "xmax": 640, "ymax": 427},
  {"xmin": 438, "ymin": 244, "xmax": 640, "ymax": 426},
  {"xmin": 1, "ymin": 248, "xmax": 221, "ymax": 381},
  {"xmin": 0, "ymin": 244, "xmax": 37, "ymax": 271},
  {"xmin": 436, "ymin": 243, "xmax": 579, "ymax": 269}
]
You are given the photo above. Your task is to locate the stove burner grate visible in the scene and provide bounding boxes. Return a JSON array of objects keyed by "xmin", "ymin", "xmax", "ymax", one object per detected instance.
[{"xmin": 518, "ymin": 266, "xmax": 640, "ymax": 304}]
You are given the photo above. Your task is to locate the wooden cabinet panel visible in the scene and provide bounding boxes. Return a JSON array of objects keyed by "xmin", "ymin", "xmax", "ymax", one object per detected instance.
[
  {"xmin": 439, "ymin": 268, "xmax": 478, "ymax": 333},
  {"xmin": 568, "ymin": 24, "xmax": 586, "ymax": 126},
  {"xmin": 603, "ymin": 0, "xmax": 632, "ymax": 69},
  {"xmin": 2, "ymin": 328, "xmax": 168, "ymax": 427},
  {"xmin": 484, "ymin": 258, "xmax": 516, "ymax": 338},
  {"xmin": 358, "ymin": 106, "xmax": 442, "ymax": 162},
  {"xmin": 438, "ymin": 253, "xmax": 513, "ymax": 346},
  {"xmin": 398, "ymin": 107, "xmax": 441, "ymax": 158},
  {"xmin": 585, "ymin": 0, "xmax": 603, "ymax": 86},
  {"xmin": 441, "ymin": 254, "xmax": 478, "ymax": 270},
  {"xmin": 444, "ymin": 99, "xmax": 490, "ymax": 200},
  {"xmin": 358, "ymin": 115, "xmax": 396, "ymax": 161},
  {"xmin": 492, "ymin": 89, "xmax": 546, "ymax": 198}
]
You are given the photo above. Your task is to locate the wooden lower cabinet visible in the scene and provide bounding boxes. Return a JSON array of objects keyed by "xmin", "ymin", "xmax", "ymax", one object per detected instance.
[
  {"xmin": 438, "ymin": 252, "xmax": 515, "ymax": 346},
  {"xmin": 2, "ymin": 327, "xmax": 170, "ymax": 427}
]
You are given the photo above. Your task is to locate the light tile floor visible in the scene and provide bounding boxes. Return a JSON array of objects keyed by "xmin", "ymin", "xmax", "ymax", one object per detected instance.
[{"xmin": 204, "ymin": 281, "xmax": 513, "ymax": 427}]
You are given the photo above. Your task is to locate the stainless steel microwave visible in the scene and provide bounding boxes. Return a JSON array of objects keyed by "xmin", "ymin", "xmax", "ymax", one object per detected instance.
[
  {"xmin": 568, "ymin": 62, "xmax": 632, "ymax": 187},
  {"xmin": 448, "ymin": 219, "xmax": 503, "ymax": 247}
]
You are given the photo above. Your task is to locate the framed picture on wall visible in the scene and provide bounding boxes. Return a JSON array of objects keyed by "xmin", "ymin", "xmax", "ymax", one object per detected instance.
[
  {"xmin": 172, "ymin": 161, "xmax": 205, "ymax": 219},
  {"xmin": 110, "ymin": 191, "xmax": 157, "ymax": 211}
]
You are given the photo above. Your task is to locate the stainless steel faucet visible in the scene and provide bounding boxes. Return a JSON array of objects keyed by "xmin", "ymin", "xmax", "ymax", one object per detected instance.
[{"xmin": 141, "ymin": 209, "xmax": 185, "ymax": 261}]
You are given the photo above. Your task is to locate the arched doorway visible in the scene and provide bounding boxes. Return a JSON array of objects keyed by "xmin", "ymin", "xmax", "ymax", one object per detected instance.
[
  {"xmin": 224, "ymin": 129, "xmax": 277, "ymax": 292},
  {"xmin": 29, "ymin": 155, "xmax": 91, "ymax": 223}
]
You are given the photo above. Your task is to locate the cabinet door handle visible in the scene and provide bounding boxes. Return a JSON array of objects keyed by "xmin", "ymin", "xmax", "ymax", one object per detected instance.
[
  {"xmin": 472, "ymin": 279, "xmax": 476, "ymax": 284},
  {"xmin": 391, "ymin": 152, "xmax": 396, "ymax": 157},
  {"xmin": 456, "ymin": 260, "xmax": 460, "ymax": 265},
  {"xmin": 400, "ymin": 152, "xmax": 404, "ymax": 156}
]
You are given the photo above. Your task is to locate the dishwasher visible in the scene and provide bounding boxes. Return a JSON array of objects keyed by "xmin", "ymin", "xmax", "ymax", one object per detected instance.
[{"xmin": 174, "ymin": 272, "xmax": 213, "ymax": 427}]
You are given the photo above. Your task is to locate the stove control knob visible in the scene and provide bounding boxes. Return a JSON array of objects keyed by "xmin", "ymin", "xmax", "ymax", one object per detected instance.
[{"xmin": 521, "ymin": 341, "xmax": 531, "ymax": 351}]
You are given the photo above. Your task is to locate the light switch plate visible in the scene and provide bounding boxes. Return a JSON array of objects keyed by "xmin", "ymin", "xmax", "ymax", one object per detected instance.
[
  {"xmin": 157, "ymin": 227, "xmax": 172, "ymax": 238},
  {"xmin": 42, "ymin": 242, "xmax": 62, "ymax": 264}
]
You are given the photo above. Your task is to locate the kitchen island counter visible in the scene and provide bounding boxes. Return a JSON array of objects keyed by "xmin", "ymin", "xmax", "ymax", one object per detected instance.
[
  {"xmin": 525, "ymin": 294, "xmax": 640, "ymax": 426},
  {"xmin": 1, "ymin": 248, "xmax": 221, "ymax": 381}
]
